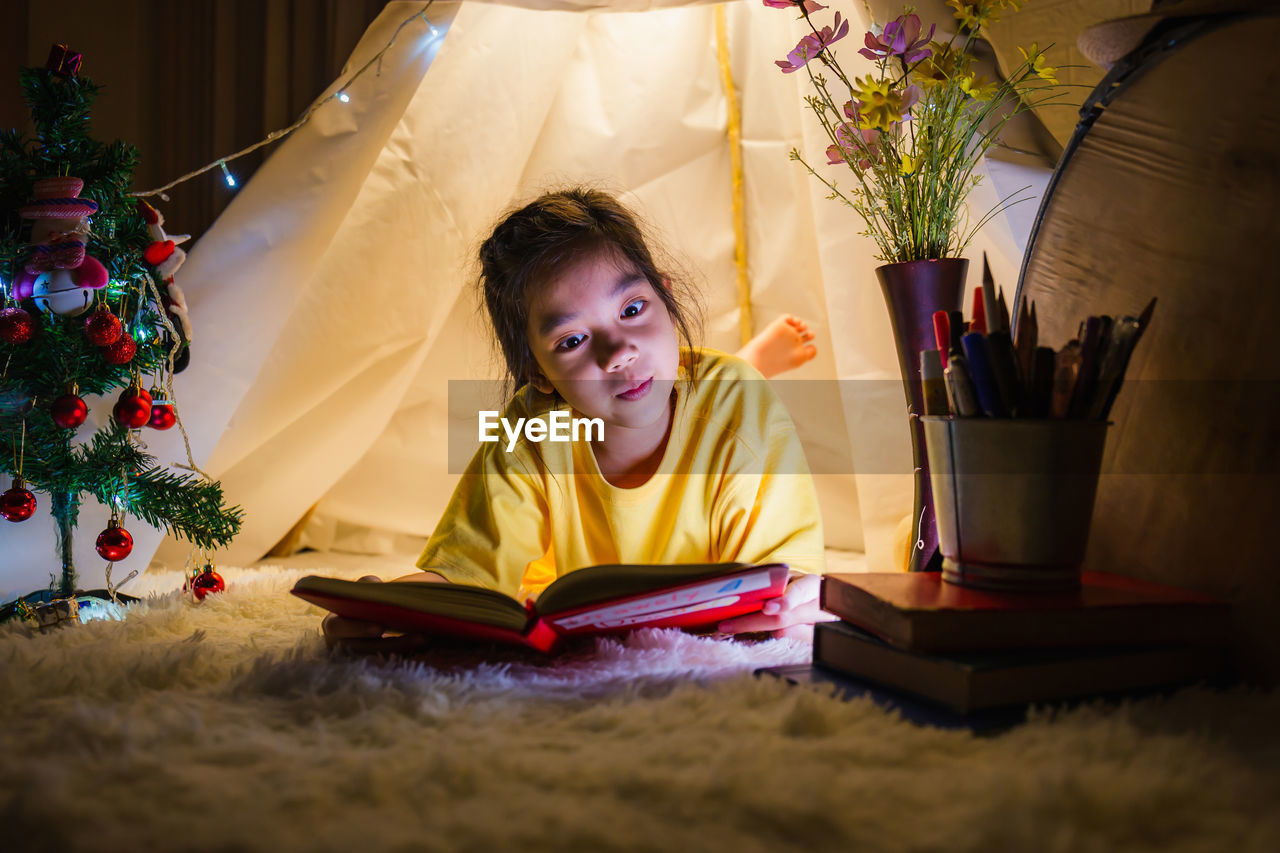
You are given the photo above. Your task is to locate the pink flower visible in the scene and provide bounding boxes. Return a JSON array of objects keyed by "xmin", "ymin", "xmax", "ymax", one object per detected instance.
[
  {"xmin": 775, "ymin": 12, "xmax": 850, "ymax": 73},
  {"xmin": 762, "ymin": 1, "xmax": 828, "ymax": 12},
  {"xmin": 899, "ymin": 83, "xmax": 923, "ymax": 114},
  {"xmin": 857, "ymin": 13, "xmax": 935, "ymax": 63},
  {"xmin": 826, "ymin": 122, "xmax": 881, "ymax": 171}
]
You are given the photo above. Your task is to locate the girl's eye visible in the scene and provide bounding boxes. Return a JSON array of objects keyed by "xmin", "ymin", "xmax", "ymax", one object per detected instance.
[
  {"xmin": 621, "ymin": 299, "xmax": 646, "ymax": 318},
  {"xmin": 556, "ymin": 334, "xmax": 585, "ymax": 352}
]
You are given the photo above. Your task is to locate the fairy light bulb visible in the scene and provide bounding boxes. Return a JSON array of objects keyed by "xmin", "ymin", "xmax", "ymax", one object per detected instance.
[
  {"xmin": 337, "ymin": 90, "xmax": 351, "ymax": 103},
  {"xmin": 419, "ymin": 12, "xmax": 439, "ymax": 39},
  {"xmin": 219, "ymin": 160, "xmax": 237, "ymax": 188}
]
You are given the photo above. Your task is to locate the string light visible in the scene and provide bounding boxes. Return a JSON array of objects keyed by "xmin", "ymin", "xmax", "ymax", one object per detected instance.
[{"xmin": 131, "ymin": 1, "xmax": 437, "ymax": 199}]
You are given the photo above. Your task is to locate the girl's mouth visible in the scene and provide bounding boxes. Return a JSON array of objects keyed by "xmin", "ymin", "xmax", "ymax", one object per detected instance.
[{"xmin": 616, "ymin": 378, "xmax": 653, "ymax": 401}]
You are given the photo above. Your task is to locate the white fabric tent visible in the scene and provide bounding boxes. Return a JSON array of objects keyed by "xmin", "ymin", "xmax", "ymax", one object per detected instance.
[{"xmin": 2, "ymin": 0, "xmax": 1058, "ymax": 598}]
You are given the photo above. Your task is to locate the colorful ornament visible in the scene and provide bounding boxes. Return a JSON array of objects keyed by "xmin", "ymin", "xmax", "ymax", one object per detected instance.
[
  {"xmin": 0, "ymin": 306, "xmax": 35, "ymax": 344},
  {"xmin": 1, "ymin": 479, "xmax": 37, "ymax": 522},
  {"xmin": 103, "ymin": 335, "xmax": 137, "ymax": 365},
  {"xmin": 137, "ymin": 200, "xmax": 193, "ymax": 373},
  {"xmin": 16, "ymin": 177, "xmax": 109, "ymax": 315},
  {"xmin": 45, "ymin": 43, "xmax": 83, "ymax": 77},
  {"xmin": 84, "ymin": 308, "xmax": 122, "ymax": 346},
  {"xmin": 95, "ymin": 518, "xmax": 133, "ymax": 561},
  {"xmin": 50, "ymin": 393, "xmax": 88, "ymax": 429},
  {"xmin": 188, "ymin": 566, "xmax": 226, "ymax": 601},
  {"xmin": 112, "ymin": 386, "xmax": 152, "ymax": 428},
  {"xmin": 31, "ymin": 269, "xmax": 94, "ymax": 315},
  {"xmin": 147, "ymin": 389, "xmax": 176, "ymax": 430}
]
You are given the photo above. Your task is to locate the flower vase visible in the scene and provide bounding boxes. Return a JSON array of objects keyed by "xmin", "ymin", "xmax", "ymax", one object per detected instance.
[{"xmin": 875, "ymin": 258, "xmax": 967, "ymax": 572}]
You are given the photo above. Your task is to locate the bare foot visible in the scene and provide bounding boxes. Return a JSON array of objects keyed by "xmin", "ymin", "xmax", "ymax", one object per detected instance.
[{"xmin": 736, "ymin": 315, "xmax": 818, "ymax": 378}]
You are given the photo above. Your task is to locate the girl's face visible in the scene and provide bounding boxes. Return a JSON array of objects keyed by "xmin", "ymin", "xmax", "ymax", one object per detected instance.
[{"xmin": 525, "ymin": 248, "xmax": 680, "ymax": 434}]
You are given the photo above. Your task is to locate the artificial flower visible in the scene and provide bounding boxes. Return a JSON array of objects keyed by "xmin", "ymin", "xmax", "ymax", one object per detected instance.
[
  {"xmin": 958, "ymin": 73, "xmax": 998, "ymax": 101},
  {"xmin": 858, "ymin": 13, "xmax": 935, "ymax": 63},
  {"xmin": 852, "ymin": 76, "xmax": 916, "ymax": 131},
  {"xmin": 947, "ymin": 1, "xmax": 982, "ymax": 29},
  {"xmin": 1018, "ymin": 43, "xmax": 1058, "ymax": 84},
  {"xmin": 775, "ymin": 12, "xmax": 850, "ymax": 73},
  {"xmin": 762, "ymin": 0, "xmax": 828, "ymax": 12},
  {"xmin": 774, "ymin": 2, "xmax": 1059, "ymax": 261},
  {"xmin": 909, "ymin": 41, "xmax": 967, "ymax": 87},
  {"xmin": 826, "ymin": 123, "xmax": 881, "ymax": 171}
]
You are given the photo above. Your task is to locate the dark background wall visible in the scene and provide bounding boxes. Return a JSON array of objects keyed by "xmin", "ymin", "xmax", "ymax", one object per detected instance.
[{"xmin": 1, "ymin": 0, "xmax": 385, "ymax": 239}]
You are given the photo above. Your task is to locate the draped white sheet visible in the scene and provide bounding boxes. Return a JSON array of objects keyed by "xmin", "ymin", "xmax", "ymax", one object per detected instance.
[{"xmin": 0, "ymin": 0, "xmax": 1051, "ymax": 599}]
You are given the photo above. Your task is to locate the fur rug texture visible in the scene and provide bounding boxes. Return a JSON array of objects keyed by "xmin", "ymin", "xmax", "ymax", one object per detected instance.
[{"xmin": 3, "ymin": 560, "xmax": 1279, "ymax": 853}]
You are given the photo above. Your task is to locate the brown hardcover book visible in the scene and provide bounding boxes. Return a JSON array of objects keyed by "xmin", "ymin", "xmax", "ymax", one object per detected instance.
[
  {"xmin": 813, "ymin": 620, "xmax": 1225, "ymax": 713},
  {"xmin": 821, "ymin": 571, "xmax": 1229, "ymax": 653}
]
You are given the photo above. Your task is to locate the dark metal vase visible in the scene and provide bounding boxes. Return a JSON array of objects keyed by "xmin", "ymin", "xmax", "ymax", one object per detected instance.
[{"xmin": 875, "ymin": 258, "xmax": 967, "ymax": 572}]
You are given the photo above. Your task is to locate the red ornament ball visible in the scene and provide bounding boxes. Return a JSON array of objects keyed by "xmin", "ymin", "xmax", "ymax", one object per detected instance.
[
  {"xmin": 50, "ymin": 393, "xmax": 89, "ymax": 429},
  {"xmin": 103, "ymin": 336, "xmax": 137, "ymax": 365},
  {"xmin": 95, "ymin": 520, "xmax": 134, "ymax": 561},
  {"xmin": 1, "ymin": 481, "xmax": 37, "ymax": 522},
  {"xmin": 189, "ymin": 568, "xmax": 226, "ymax": 601},
  {"xmin": 148, "ymin": 402, "xmax": 176, "ymax": 430},
  {"xmin": 83, "ymin": 308, "xmax": 123, "ymax": 346},
  {"xmin": 113, "ymin": 387, "xmax": 153, "ymax": 428},
  {"xmin": 0, "ymin": 307, "xmax": 35, "ymax": 344}
]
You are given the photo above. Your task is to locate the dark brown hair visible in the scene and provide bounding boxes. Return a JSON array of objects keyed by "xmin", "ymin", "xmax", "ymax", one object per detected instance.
[{"xmin": 478, "ymin": 188, "xmax": 701, "ymax": 394}]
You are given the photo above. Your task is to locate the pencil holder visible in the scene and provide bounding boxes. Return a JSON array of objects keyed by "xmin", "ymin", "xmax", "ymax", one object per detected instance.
[{"xmin": 922, "ymin": 417, "xmax": 1110, "ymax": 592}]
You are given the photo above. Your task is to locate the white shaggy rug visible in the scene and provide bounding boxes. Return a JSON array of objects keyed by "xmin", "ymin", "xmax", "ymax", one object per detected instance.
[{"xmin": 3, "ymin": 561, "xmax": 1279, "ymax": 853}]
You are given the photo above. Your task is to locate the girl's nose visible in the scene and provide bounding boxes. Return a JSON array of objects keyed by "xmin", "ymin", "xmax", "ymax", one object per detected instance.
[{"xmin": 599, "ymin": 337, "xmax": 638, "ymax": 372}]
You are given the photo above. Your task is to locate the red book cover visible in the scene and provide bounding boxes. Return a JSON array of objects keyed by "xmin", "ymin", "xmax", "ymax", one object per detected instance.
[
  {"xmin": 293, "ymin": 562, "xmax": 792, "ymax": 653},
  {"xmin": 820, "ymin": 571, "xmax": 1229, "ymax": 653}
]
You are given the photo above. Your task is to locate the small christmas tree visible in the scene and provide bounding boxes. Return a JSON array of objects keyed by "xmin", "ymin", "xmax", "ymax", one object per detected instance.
[{"xmin": 0, "ymin": 45, "xmax": 241, "ymax": 596}]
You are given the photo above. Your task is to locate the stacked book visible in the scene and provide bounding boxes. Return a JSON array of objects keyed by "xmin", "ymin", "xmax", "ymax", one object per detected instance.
[{"xmin": 811, "ymin": 571, "xmax": 1230, "ymax": 714}]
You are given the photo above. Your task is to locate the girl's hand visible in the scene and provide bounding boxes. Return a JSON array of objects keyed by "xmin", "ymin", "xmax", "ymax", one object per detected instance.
[
  {"xmin": 715, "ymin": 572, "xmax": 839, "ymax": 641},
  {"xmin": 321, "ymin": 575, "xmax": 390, "ymax": 649}
]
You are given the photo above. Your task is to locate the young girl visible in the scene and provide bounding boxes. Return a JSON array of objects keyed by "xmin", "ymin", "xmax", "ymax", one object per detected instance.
[{"xmin": 324, "ymin": 188, "xmax": 833, "ymax": 646}]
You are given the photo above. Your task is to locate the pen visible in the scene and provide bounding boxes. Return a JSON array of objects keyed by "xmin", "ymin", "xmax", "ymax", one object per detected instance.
[
  {"xmin": 970, "ymin": 286, "xmax": 987, "ymax": 335},
  {"xmin": 982, "ymin": 253, "xmax": 1000, "ymax": 334},
  {"xmin": 986, "ymin": 329, "xmax": 1022, "ymax": 417},
  {"xmin": 944, "ymin": 352, "xmax": 980, "ymax": 417},
  {"xmin": 1069, "ymin": 315, "xmax": 1111, "ymax": 419},
  {"xmin": 962, "ymin": 332, "xmax": 1009, "ymax": 417},
  {"xmin": 1051, "ymin": 341, "xmax": 1082, "ymax": 419},
  {"xmin": 920, "ymin": 349, "xmax": 949, "ymax": 416},
  {"xmin": 932, "ymin": 310, "xmax": 950, "ymax": 358}
]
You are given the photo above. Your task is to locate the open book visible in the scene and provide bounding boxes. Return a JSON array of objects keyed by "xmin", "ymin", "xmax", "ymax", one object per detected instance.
[{"xmin": 292, "ymin": 562, "xmax": 792, "ymax": 653}]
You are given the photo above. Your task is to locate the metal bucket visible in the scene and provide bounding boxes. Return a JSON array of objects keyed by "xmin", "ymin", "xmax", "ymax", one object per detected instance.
[{"xmin": 922, "ymin": 417, "xmax": 1110, "ymax": 592}]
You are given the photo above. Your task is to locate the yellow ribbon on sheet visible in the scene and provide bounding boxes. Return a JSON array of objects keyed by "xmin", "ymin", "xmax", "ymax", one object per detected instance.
[{"xmin": 713, "ymin": 4, "xmax": 752, "ymax": 347}]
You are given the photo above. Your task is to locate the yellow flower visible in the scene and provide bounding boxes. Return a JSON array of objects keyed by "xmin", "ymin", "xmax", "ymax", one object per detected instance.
[
  {"xmin": 910, "ymin": 41, "xmax": 966, "ymax": 87},
  {"xmin": 947, "ymin": 1, "xmax": 1011, "ymax": 28},
  {"xmin": 899, "ymin": 154, "xmax": 917, "ymax": 176},
  {"xmin": 959, "ymin": 72, "xmax": 998, "ymax": 101},
  {"xmin": 854, "ymin": 76, "xmax": 907, "ymax": 131},
  {"xmin": 1018, "ymin": 43, "xmax": 1058, "ymax": 84},
  {"xmin": 947, "ymin": 1, "xmax": 983, "ymax": 29}
]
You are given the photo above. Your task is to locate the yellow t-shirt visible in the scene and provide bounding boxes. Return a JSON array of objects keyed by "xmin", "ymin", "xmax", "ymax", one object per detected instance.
[{"xmin": 416, "ymin": 348, "xmax": 825, "ymax": 600}]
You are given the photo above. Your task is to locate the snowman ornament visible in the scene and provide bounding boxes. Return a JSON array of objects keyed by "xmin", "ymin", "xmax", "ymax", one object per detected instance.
[
  {"xmin": 137, "ymin": 199, "xmax": 194, "ymax": 370},
  {"xmin": 13, "ymin": 177, "xmax": 109, "ymax": 315}
]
